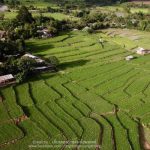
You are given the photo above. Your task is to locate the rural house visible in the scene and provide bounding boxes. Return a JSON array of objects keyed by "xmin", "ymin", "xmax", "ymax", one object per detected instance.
[
  {"xmin": 22, "ymin": 53, "xmax": 57, "ymax": 72},
  {"xmin": 34, "ymin": 65, "xmax": 57, "ymax": 72},
  {"xmin": 22, "ymin": 53, "xmax": 45, "ymax": 63},
  {"xmin": 37, "ymin": 28, "xmax": 52, "ymax": 38},
  {"xmin": 73, "ymin": 29, "xmax": 79, "ymax": 31},
  {"xmin": 0, "ymin": 74, "xmax": 16, "ymax": 87},
  {"xmin": 125, "ymin": 55, "xmax": 134, "ymax": 61},
  {"xmin": 136, "ymin": 47, "xmax": 150, "ymax": 55}
]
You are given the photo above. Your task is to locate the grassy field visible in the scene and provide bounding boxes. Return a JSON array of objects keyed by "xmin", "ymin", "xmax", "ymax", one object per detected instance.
[
  {"xmin": 0, "ymin": 28, "xmax": 150, "ymax": 149},
  {"xmin": 93, "ymin": 5, "xmax": 150, "ymax": 14},
  {"xmin": 3, "ymin": 11, "xmax": 78, "ymax": 21}
]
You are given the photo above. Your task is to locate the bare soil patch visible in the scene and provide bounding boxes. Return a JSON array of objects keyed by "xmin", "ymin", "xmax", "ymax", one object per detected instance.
[{"xmin": 139, "ymin": 124, "xmax": 150, "ymax": 150}]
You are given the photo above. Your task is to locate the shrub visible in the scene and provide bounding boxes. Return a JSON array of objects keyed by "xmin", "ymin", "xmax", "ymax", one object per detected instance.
[{"xmin": 46, "ymin": 56, "xmax": 59, "ymax": 66}]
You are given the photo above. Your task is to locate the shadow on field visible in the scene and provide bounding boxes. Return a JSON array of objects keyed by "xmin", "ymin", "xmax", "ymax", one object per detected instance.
[
  {"xmin": 21, "ymin": 73, "xmax": 56, "ymax": 83},
  {"xmin": 27, "ymin": 42, "xmax": 54, "ymax": 53},
  {"xmin": 59, "ymin": 59, "xmax": 89, "ymax": 70}
]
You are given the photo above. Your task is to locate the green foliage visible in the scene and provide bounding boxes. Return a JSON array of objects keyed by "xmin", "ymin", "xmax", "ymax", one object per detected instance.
[
  {"xmin": 0, "ymin": 38, "xmax": 25, "ymax": 60},
  {"xmin": 46, "ymin": 56, "xmax": 59, "ymax": 66},
  {"xmin": 2, "ymin": 57, "xmax": 36, "ymax": 82},
  {"xmin": 123, "ymin": 5, "xmax": 131, "ymax": 13},
  {"xmin": 16, "ymin": 6, "xmax": 34, "ymax": 24},
  {"xmin": 1, "ymin": 25, "xmax": 150, "ymax": 150}
]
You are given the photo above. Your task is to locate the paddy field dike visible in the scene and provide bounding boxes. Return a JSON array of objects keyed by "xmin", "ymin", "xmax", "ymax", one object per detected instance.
[{"xmin": 0, "ymin": 29, "xmax": 150, "ymax": 150}]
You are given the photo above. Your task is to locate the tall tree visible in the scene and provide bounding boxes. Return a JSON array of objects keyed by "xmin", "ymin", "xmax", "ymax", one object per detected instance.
[{"xmin": 16, "ymin": 6, "xmax": 34, "ymax": 24}]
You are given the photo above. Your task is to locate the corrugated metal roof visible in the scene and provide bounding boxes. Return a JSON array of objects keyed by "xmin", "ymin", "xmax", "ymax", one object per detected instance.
[
  {"xmin": 23, "ymin": 53, "xmax": 37, "ymax": 59},
  {"xmin": 0, "ymin": 74, "xmax": 14, "ymax": 83}
]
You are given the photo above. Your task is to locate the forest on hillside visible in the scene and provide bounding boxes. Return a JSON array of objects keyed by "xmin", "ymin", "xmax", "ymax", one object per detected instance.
[{"xmin": 2, "ymin": 0, "xmax": 129, "ymax": 5}]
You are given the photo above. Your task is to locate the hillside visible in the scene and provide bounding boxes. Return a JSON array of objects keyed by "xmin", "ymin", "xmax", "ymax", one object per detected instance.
[{"xmin": 3, "ymin": 0, "xmax": 129, "ymax": 5}]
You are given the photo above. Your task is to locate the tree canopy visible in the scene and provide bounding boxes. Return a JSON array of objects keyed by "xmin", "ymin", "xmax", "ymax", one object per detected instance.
[{"xmin": 16, "ymin": 6, "xmax": 34, "ymax": 24}]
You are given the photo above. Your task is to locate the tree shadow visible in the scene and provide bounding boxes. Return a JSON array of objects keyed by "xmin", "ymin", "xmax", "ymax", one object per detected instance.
[
  {"xmin": 59, "ymin": 59, "xmax": 89, "ymax": 70},
  {"xmin": 26, "ymin": 42, "xmax": 54, "ymax": 54}
]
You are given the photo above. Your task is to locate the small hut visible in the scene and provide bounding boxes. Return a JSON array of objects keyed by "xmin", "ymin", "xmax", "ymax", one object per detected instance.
[
  {"xmin": 0, "ymin": 74, "xmax": 16, "ymax": 87},
  {"xmin": 34, "ymin": 65, "xmax": 57, "ymax": 72},
  {"xmin": 37, "ymin": 28, "xmax": 52, "ymax": 38},
  {"xmin": 136, "ymin": 47, "xmax": 150, "ymax": 55},
  {"xmin": 73, "ymin": 29, "xmax": 78, "ymax": 31},
  {"xmin": 22, "ymin": 53, "xmax": 44, "ymax": 63},
  {"xmin": 82, "ymin": 26, "xmax": 90, "ymax": 31},
  {"xmin": 125, "ymin": 55, "xmax": 134, "ymax": 61}
]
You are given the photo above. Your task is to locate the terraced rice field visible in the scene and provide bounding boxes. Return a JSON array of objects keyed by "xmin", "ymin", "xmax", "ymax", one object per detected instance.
[{"xmin": 0, "ymin": 30, "xmax": 150, "ymax": 149}]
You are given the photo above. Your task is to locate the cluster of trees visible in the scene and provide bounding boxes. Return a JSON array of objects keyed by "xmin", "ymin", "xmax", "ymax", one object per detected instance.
[
  {"xmin": 0, "ymin": 38, "xmax": 30, "ymax": 82},
  {"xmin": 53, "ymin": 0, "xmax": 128, "ymax": 5},
  {"xmin": 124, "ymin": 2, "xmax": 150, "ymax": 8},
  {"xmin": 1, "ymin": 3, "xmax": 150, "ymax": 82},
  {"xmin": 0, "ymin": 6, "xmax": 61, "ymax": 82},
  {"xmin": 1, "ymin": 4, "xmax": 150, "ymax": 40},
  {"xmin": 0, "ymin": 6, "xmax": 62, "ymax": 39},
  {"xmin": 0, "ymin": 39, "xmax": 25, "ymax": 60},
  {"xmin": 0, "ymin": 57, "xmax": 36, "ymax": 82},
  {"xmin": 70, "ymin": 10, "xmax": 150, "ymax": 31},
  {"xmin": 72, "ymin": 9, "xmax": 90, "ymax": 17}
]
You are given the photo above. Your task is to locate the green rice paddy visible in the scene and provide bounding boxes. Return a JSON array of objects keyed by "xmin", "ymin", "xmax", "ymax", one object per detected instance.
[{"xmin": 0, "ymin": 29, "xmax": 150, "ymax": 149}]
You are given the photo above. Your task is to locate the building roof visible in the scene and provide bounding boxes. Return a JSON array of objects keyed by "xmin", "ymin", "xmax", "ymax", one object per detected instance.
[
  {"xmin": 22, "ymin": 53, "xmax": 45, "ymax": 63},
  {"xmin": 35, "ymin": 58, "xmax": 44, "ymax": 63},
  {"xmin": 136, "ymin": 47, "xmax": 145, "ymax": 52},
  {"xmin": 126, "ymin": 55, "xmax": 134, "ymax": 59},
  {"xmin": 0, "ymin": 74, "xmax": 14, "ymax": 83},
  {"xmin": 23, "ymin": 53, "xmax": 37, "ymax": 59},
  {"xmin": 34, "ymin": 66, "xmax": 48, "ymax": 70},
  {"xmin": 82, "ymin": 26, "xmax": 90, "ymax": 31},
  {"xmin": 125, "ymin": 55, "xmax": 134, "ymax": 60}
]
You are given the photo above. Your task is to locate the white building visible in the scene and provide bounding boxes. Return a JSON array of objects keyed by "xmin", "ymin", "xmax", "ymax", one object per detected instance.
[
  {"xmin": 0, "ymin": 74, "xmax": 16, "ymax": 86},
  {"xmin": 82, "ymin": 26, "xmax": 90, "ymax": 31},
  {"xmin": 73, "ymin": 29, "xmax": 78, "ymax": 31},
  {"xmin": 136, "ymin": 47, "xmax": 150, "ymax": 55},
  {"xmin": 23, "ymin": 53, "xmax": 37, "ymax": 59},
  {"xmin": 22, "ymin": 53, "xmax": 44, "ymax": 63},
  {"xmin": 125, "ymin": 55, "xmax": 134, "ymax": 61},
  {"xmin": 37, "ymin": 28, "xmax": 52, "ymax": 38}
]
